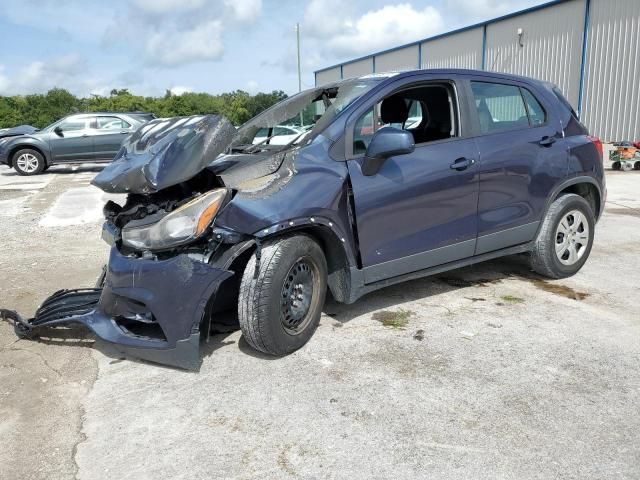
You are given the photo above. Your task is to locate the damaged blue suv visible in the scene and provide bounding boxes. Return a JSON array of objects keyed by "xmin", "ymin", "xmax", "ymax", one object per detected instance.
[{"xmin": 1, "ymin": 70, "xmax": 605, "ymax": 369}]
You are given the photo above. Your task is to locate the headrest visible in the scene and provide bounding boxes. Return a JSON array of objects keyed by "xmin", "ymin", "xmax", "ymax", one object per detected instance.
[{"xmin": 380, "ymin": 95, "xmax": 409, "ymax": 124}]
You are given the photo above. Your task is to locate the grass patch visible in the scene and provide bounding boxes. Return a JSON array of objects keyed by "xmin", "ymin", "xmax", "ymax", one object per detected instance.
[
  {"xmin": 372, "ymin": 308, "xmax": 415, "ymax": 329},
  {"xmin": 500, "ymin": 295, "xmax": 525, "ymax": 304}
]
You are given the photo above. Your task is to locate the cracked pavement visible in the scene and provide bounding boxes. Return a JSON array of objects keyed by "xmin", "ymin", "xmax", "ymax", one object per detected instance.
[{"xmin": 0, "ymin": 164, "xmax": 639, "ymax": 479}]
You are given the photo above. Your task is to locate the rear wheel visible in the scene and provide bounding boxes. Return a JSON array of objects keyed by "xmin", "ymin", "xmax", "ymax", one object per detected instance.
[
  {"xmin": 13, "ymin": 149, "xmax": 45, "ymax": 175},
  {"xmin": 530, "ymin": 194, "xmax": 595, "ymax": 279},
  {"xmin": 238, "ymin": 234, "xmax": 327, "ymax": 355}
]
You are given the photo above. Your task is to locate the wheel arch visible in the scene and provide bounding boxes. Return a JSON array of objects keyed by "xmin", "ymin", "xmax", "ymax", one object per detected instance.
[
  {"xmin": 8, "ymin": 143, "xmax": 50, "ymax": 168},
  {"xmin": 548, "ymin": 176, "xmax": 603, "ymax": 221},
  {"xmin": 253, "ymin": 222, "xmax": 357, "ymax": 304}
]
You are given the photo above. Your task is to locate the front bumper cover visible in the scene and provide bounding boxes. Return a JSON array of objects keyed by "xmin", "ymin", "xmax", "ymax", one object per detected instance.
[{"xmin": 1, "ymin": 248, "xmax": 233, "ymax": 370}]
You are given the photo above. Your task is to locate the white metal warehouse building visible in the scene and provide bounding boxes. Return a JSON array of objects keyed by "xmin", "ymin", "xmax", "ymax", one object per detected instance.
[{"xmin": 314, "ymin": 0, "xmax": 640, "ymax": 141}]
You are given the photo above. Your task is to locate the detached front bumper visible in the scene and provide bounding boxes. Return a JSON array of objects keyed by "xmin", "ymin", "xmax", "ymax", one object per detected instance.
[{"xmin": 2, "ymin": 248, "xmax": 233, "ymax": 370}]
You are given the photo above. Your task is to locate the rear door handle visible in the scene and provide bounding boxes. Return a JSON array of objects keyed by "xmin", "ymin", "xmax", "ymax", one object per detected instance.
[
  {"xmin": 120, "ymin": 130, "xmax": 128, "ymax": 134},
  {"xmin": 450, "ymin": 157, "xmax": 475, "ymax": 171},
  {"xmin": 538, "ymin": 136, "xmax": 556, "ymax": 147}
]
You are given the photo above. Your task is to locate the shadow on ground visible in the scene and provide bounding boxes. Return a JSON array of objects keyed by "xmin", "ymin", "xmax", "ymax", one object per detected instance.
[{"xmin": 7, "ymin": 254, "xmax": 580, "ymax": 370}]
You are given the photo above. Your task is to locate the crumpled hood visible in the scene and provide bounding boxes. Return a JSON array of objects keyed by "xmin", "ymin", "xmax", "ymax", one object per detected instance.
[
  {"xmin": 0, "ymin": 125, "xmax": 38, "ymax": 139},
  {"xmin": 92, "ymin": 115, "xmax": 237, "ymax": 194}
]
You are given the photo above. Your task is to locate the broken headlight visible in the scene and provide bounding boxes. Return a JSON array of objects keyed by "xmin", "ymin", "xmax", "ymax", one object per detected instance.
[{"xmin": 121, "ymin": 189, "xmax": 227, "ymax": 250}]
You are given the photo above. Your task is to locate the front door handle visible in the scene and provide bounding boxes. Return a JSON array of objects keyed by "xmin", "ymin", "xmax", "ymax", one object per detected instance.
[
  {"xmin": 538, "ymin": 135, "xmax": 556, "ymax": 147},
  {"xmin": 450, "ymin": 157, "xmax": 475, "ymax": 171}
]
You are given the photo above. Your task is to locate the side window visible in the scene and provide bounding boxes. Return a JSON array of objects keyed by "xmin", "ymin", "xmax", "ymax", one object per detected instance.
[
  {"xmin": 521, "ymin": 89, "xmax": 546, "ymax": 126},
  {"xmin": 471, "ymin": 82, "xmax": 528, "ymax": 134},
  {"xmin": 97, "ymin": 116, "xmax": 131, "ymax": 130},
  {"xmin": 59, "ymin": 118, "xmax": 87, "ymax": 132},
  {"xmin": 352, "ymin": 83, "xmax": 456, "ymax": 155}
]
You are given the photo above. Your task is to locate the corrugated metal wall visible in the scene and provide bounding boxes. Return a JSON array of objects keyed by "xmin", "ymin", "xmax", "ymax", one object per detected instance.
[
  {"xmin": 314, "ymin": 0, "xmax": 640, "ymax": 140},
  {"xmin": 342, "ymin": 58, "xmax": 374, "ymax": 79},
  {"xmin": 315, "ymin": 67, "xmax": 341, "ymax": 86},
  {"xmin": 374, "ymin": 45, "xmax": 419, "ymax": 72},
  {"xmin": 485, "ymin": 0, "xmax": 585, "ymax": 107},
  {"xmin": 581, "ymin": 0, "xmax": 640, "ymax": 141},
  {"xmin": 421, "ymin": 27, "xmax": 484, "ymax": 70}
]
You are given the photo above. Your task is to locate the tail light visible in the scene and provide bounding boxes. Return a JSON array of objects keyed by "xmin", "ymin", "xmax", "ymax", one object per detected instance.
[{"xmin": 588, "ymin": 135, "xmax": 603, "ymax": 161}]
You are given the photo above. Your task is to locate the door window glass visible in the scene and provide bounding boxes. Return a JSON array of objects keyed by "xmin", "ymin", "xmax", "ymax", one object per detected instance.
[
  {"xmin": 352, "ymin": 83, "xmax": 456, "ymax": 155},
  {"xmin": 97, "ymin": 117, "xmax": 131, "ymax": 130},
  {"xmin": 521, "ymin": 89, "xmax": 546, "ymax": 126},
  {"xmin": 59, "ymin": 118, "xmax": 87, "ymax": 132},
  {"xmin": 471, "ymin": 82, "xmax": 528, "ymax": 133}
]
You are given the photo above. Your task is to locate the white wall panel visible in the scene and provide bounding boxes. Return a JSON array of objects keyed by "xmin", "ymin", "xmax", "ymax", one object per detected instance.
[
  {"xmin": 581, "ymin": 0, "xmax": 640, "ymax": 140},
  {"xmin": 315, "ymin": 67, "xmax": 341, "ymax": 86},
  {"xmin": 485, "ymin": 0, "xmax": 586, "ymax": 107},
  {"xmin": 421, "ymin": 28, "xmax": 483, "ymax": 70},
  {"xmin": 374, "ymin": 45, "xmax": 419, "ymax": 73},
  {"xmin": 342, "ymin": 58, "xmax": 374, "ymax": 79}
]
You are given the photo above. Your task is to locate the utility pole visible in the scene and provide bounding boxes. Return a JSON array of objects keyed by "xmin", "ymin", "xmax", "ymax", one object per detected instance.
[{"xmin": 296, "ymin": 22, "xmax": 304, "ymax": 127}]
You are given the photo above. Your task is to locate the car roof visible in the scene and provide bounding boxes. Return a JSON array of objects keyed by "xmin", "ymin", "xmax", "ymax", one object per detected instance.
[{"xmin": 362, "ymin": 68, "xmax": 552, "ymax": 88}]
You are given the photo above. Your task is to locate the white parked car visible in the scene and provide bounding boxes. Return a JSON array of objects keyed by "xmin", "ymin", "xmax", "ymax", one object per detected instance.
[{"xmin": 252, "ymin": 125, "xmax": 305, "ymax": 145}]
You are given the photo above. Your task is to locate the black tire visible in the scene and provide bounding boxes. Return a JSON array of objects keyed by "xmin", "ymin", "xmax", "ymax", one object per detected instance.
[
  {"xmin": 529, "ymin": 194, "xmax": 595, "ymax": 279},
  {"xmin": 634, "ymin": 161, "xmax": 640, "ymax": 171},
  {"xmin": 12, "ymin": 148, "xmax": 45, "ymax": 176},
  {"xmin": 612, "ymin": 161, "xmax": 621, "ymax": 171},
  {"xmin": 238, "ymin": 234, "xmax": 327, "ymax": 355}
]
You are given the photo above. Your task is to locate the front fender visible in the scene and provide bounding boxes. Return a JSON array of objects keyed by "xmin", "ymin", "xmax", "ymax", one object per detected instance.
[{"xmin": 6, "ymin": 137, "xmax": 52, "ymax": 165}]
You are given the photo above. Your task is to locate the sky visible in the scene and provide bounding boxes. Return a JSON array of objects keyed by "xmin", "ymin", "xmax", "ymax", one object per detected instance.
[{"xmin": 0, "ymin": 0, "xmax": 547, "ymax": 98}]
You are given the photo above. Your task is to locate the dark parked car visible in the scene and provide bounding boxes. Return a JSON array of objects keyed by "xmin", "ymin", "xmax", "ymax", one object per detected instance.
[
  {"xmin": 0, "ymin": 112, "xmax": 154, "ymax": 175},
  {"xmin": 1, "ymin": 69, "xmax": 605, "ymax": 369}
]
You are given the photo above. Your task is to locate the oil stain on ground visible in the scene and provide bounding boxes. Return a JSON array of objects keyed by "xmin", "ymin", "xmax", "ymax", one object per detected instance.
[
  {"xmin": 530, "ymin": 279, "xmax": 589, "ymax": 300},
  {"xmin": 372, "ymin": 309, "xmax": 415, "ymax": 329}
]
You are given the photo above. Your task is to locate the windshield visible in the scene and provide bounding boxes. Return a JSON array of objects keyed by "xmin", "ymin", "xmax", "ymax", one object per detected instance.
[{"xmin": 232, "ymin": 78, "xmax": 383, "ymax": 150}]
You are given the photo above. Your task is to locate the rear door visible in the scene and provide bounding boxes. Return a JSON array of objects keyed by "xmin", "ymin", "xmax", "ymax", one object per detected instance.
[
  {"xmin": 468, "ymin": 79, "xmax": 568, "ymax": 254},
  {"xmin": 93, "ymin": 116, "xmax": 135, "ymax": 160},
  {"xmin": 49, "ymin": 116, "xmax": 94, "ymax": 162},
  {"xmin": 346, "ymin": 75, "xmax": 480, "ymax": 284}
]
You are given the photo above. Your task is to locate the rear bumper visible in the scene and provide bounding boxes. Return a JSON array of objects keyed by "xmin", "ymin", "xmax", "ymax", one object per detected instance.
[
  {"xmin": 0, "ymin": 150, "xmax": 9, "ymax": 166},
  {"xmin": 3, "ymin": 248, "xmax": 233, "ymax": 369}
]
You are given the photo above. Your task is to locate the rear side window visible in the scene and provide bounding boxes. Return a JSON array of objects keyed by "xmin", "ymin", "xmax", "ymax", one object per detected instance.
[
  {"xmin": 471, "ymin": 82, "xmax": 529, "ymax": 133},
  {"xmin": 97, "ymin": 116, "xmax": 131, "ymax": 130},
  {"xmin": 521, "ymin": 89, "xmax": 546, "ymax": 126}
]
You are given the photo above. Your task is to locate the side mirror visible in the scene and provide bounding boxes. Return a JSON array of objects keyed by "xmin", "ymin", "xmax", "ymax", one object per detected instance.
[
  {"xmin": 361, "ymin": 127, "xmax": 415, "ymax": 176},
  {"xmin": 54, "ymin": 126, "xmax": 64, "ymax": 137}
]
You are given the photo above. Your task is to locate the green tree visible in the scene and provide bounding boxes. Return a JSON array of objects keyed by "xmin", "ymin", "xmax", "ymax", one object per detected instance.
[{"xmin": 0, "ymin": 88, "xmax": 288, "ymax": 129}]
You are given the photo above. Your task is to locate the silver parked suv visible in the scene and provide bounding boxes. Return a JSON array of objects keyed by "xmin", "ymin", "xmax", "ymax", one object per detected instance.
[{"xmin": 0, "ymin": 112, "xmax": 154, "ymax": 175}]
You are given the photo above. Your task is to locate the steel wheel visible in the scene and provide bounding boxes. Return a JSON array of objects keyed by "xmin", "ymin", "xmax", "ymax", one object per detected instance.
[
  {"xmin": 16, "ymin": 153, "xmax": 40, "ymax": 173},
  {"xmin": 280, "ymin": 257, "xmax": 318, "ymax": 335},
  {"xmin": 555, "ymin": 209, "xmax": 590, "ymax": 266}
]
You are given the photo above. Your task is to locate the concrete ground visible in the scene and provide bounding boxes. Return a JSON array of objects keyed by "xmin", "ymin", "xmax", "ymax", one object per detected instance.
[{"xmin": 0, "ymin": 164, "xmax": 638, "ymax": 480}]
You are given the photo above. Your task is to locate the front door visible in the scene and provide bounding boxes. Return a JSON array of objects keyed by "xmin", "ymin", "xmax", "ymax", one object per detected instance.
[
  {"xmin": 346, "ymin": 79, "xmax": 480, "ymax": 284},
  {"xmin": 49, "ymin": 116, "xmax": 95, "ymax": 162}
]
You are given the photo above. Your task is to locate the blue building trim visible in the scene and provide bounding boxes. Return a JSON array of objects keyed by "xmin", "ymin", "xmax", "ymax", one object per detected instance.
[
  {"xmin": 418, "ymin": 43, "xmax": 422, "ymax": 69},
  {"xmin": 372, "ymin": 56, "xmax": 376, "ymax": 73},
  {"xmin": 481, "ymin": 24, "xmax": 487, "ymax": 70},
  {"xmin": 340, "ymin": 65, "xmax": 343, "ymax": 79},
  {"xmin": 577, "ymin": 0, "xmax": 591, "ymax": 117},
  {"xmin": 314, "ymin": 0, "xmax": 566, "ymax": 75}
]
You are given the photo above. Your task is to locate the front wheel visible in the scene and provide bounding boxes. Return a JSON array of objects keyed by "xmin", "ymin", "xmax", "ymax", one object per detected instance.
[
  {"xmin": 238, "ymin": 234, "xmax": 327, "ymax": 355},
  {"xmin": 13, "ymin": 149, "xmax": 45, "ymax": 175},
  {"xmin": 529, "ymin": 194, "xmax": 595, "ymax": 279}
]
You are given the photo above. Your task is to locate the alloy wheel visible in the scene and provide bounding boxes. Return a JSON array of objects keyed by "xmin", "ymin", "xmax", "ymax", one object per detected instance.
[
  {"xmin": 555, "ymin": 209, "xmax": 589, "ymax": 265},
  {"xmin": 16, "ymin": 153, "xmax": 40, "ymax": 173}
]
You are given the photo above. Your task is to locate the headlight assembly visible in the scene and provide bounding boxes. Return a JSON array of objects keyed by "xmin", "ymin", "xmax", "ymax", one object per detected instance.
[{"xmin": 121, "ymin": 189, "xmax": 227, "ymax": 250}]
